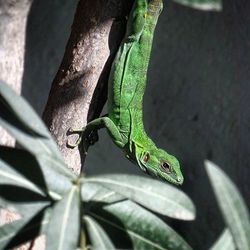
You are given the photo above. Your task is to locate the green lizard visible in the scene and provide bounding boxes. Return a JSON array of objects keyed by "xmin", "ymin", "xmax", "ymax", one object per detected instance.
[{"xmin": 68, "ymin": 0, "xmax": 184, "ymax": 185}]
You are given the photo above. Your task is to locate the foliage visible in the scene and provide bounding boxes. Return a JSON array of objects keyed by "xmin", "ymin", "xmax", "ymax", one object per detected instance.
[
  {"xmin": 206, "ymin": 161, "xmax": 250, "ymax": 250},
  {"xmin": 172, "ymin": 0, "xmax": 222, "ymax": 11},
  {"xmin": 1, "ymin": 78, "xmax": 249, "ymax": 249},
  {"xmin": 0, "ymin": 80, "xmax": 195, "ymax": 249}
]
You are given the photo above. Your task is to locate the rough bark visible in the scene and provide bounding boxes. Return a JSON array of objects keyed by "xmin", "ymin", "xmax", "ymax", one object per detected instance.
[{"xmin": 42, "ymin": 0, "xmax": 132, "ymax": 174}]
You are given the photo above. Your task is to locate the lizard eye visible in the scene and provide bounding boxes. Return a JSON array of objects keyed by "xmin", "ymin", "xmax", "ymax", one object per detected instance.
[
  {"xmin": 143, "ymin": 153, "xmax": 150, "ymax": 163},
  {"xmin": 161, "ymin": 162, "xmax": 171, "ymax": 173}
]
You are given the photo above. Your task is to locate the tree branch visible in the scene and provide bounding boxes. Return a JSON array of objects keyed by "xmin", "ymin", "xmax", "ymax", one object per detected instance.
[
  {"xmin": 42, "ymin": 0, "xmax": 132, "ymax": 174},
  {"xmin": 0, "ymin": 0, "xmax": 32, "ymax": 146}
]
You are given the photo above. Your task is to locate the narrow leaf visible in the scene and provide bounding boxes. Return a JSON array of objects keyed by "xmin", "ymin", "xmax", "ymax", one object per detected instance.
[
  {"xmin": 205, "ymin": 160, "xmax": 250, "ymax": 250},
  {"xmin": 81, "ymin": 182, "xmax": 125, "ymax": 204},
  {"xmin": 0, "ymin": 158, "xmax": 45, "ymax": 196},
  {"xmin": 37, "ymin": 154, "xmax": 76, "ymax": 198},
  {"xmin": 0, "ymin": 81, "xmax": 76, "ymax": 185},
  {"xmin": 0, "ymin": 185, "xmax": 48, "ymax": 205},
  {"xmin": 89, "ymin": 200, "xmax": 193, "ymax": 250},
  {"xmin": 0, "ymin": 115, "xmax": 73, "ymax": 179},
  {"xmin": 0, "ymin": 146, "xmax": 75, "ymax": 199},
  {"xmin": 0, "ymin": 146, "xmax": 47, "ymax": 192},
  {"xmin": 0, "ymin": 206, "xmax": 50, "ymax": 249},
  {"xmin": 172, "ymin": 0, "xmax": 222, "ymax": 11},
  {"xmin": 0, "ymin": 80, "xmax": 61, "ymax": 159},
  {"xmin": 46, "ymin": 186, "xmax": 80, "ymax": 250},
  {"xmin": 0, "ymin": 81, "xmax": 49, "ymax": 137},
  {"xmin": 0, "ymin": 81, "xmax": 80, "ymax": 190},
  {"xmin": 0, "ymin": 197, "xmax": 50, "ymax": 221},
  {"xmin": 84, "ymin": 215, "xmax": 115, "ymax": 250},
  {"xmin": 210, "ymin": 228, "xmax": 235, "ymax": 250},
  {"xmin": 85, "ymin": 174, "xmax": 195, "ymax": 220}
]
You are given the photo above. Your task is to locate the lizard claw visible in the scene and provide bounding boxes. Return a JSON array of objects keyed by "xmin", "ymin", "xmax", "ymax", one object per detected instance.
[
  {"xmin": 66, "ymin": 127, "xmax": 84, "ymax": 148},
  {"xmin": 66, "ymin": 139, "xmax": 80, "ymax": 149},
  {"xmin": 66, "ymin": 127, "xmax": 98, "ymax": 150}
]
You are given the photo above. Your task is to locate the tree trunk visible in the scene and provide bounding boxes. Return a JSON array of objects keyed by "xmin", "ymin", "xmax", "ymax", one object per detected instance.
[
  {"xmin": 0, "ymin": 2, "xmax": 46, "ymax": 249},
  {"xmin": 42, "ymin": 0, "xmax": 132, "ymax": 174},
  {"xmin": 0, "ymin": 0, "xmax": 32, "ymax": 146},
  {"xmin": 0, "ymin": 0, "xmax": 32, "ymax": 228}
]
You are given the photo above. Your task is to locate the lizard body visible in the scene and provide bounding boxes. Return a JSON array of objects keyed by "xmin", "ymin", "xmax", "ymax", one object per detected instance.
[{"xmin": 69, "ymin": 0, "xmax": 184, "ymax": 185}]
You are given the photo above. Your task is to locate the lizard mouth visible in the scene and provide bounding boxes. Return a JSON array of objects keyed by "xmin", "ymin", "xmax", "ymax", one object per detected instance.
[
  {"xmin": 145, "ymin": 166, "xmax": 183, "ymax": 185},
  {"xmin": 158, "ymin": 174, "xmax": 184, "ymax": 185},
  {"xmin": 177, "ymin": 176, "xmax": 183, "ymax": 184},
  {"xmin": 176, "ymin": 176, "xmax": 184, "ymax": 185}
]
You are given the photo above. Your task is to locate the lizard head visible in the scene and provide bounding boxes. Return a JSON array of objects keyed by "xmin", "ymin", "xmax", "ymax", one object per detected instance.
[{"xmin": 138, "ymin": 148, "xmax": 184, "ymax": 185}]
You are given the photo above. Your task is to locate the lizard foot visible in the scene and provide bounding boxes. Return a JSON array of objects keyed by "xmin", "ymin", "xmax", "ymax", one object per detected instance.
[{"xmin": 66, "ymin": 127, "xmax": 84, "ymax": 148}]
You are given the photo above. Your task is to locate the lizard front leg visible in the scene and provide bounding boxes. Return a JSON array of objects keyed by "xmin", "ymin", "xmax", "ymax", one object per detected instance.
[{"xmin": 67, "ymin": 117, "xmax": 125, "ymax": 150}]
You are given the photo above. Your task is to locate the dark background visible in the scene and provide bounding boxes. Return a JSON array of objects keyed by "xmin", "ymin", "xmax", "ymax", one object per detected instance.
[{"xmin": 22, "ymin": 0, "xmax": 250, "ymax": 249}]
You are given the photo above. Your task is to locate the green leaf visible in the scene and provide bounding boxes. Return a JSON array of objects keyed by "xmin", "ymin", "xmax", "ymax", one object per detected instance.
[
  {"xmin": 0, "ymin": 81, "xmax": 76, "ymax": 183},
  {"xmin": 0, "ymin": 196, "xmax": 50, "ymax": 221},
  {"xmin": 84, "ymin": 174, "xmax": 195, "ymax": 220},
  {"xmin": 38, "ymin": 153, "xmax": 75, "ymax": 179},
  {"xmin": 0, "ymin": 81, "xmax": 49, "ymax": 138},
  {"xmin": 81, "ymin": 182, "xmax": 125, "ymax": 204},
  {"xmin": 84, "ymin": 215, "xmax": 115, "ymax": 250},
  {"xmin": 89, "ymin": 200, "xmax": 193, "ymax": 250},
  {"xmin": 0, "ymin": 185, "xmax": 49, "ymax": 207},
  {"xmin": 0, "ymin": 146, "xmax": 75, "ymax": 199},
  {"xmin": 0, "ymin": 80, "xmax": 61, "ymax": 159},
  {"xmin": 0, "ymin": 115, "xmax": 74, "ymax": 180},
  {"xmin": 0, "ymin": 206, "xmax": 50, "ymax": 249},
  {"xmin": 0, "ymin": 158, "xmax": 45, "ymax": 196},
  {"xmin": 46, "ymin": 186, "xmax": 80, "ymax": 250},
  {"xmin": 37, "ymin": 154, "xmax": 75, "ymax": 199},
  {"xmin": 205, "ymin": 160, "xmax": 250, "ymax": 250},
  {"xmin": 210, "ymin": 228, "xmax": 235, "ymax": 250},
  {"xmin": 172, "ymin": 0, "xmax": 222, "ymax": 11},
  {"xmin": 0, "ymin": 146, "xmax": 47, "ymax": 193}
]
